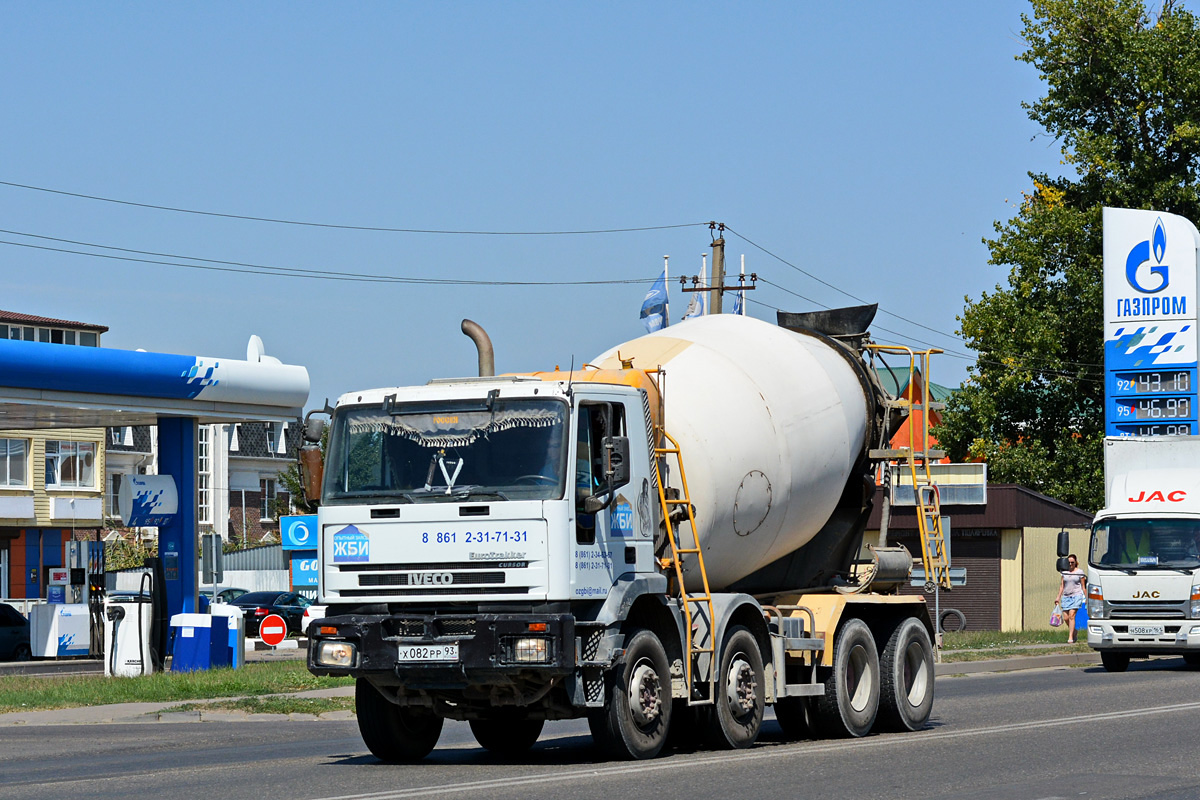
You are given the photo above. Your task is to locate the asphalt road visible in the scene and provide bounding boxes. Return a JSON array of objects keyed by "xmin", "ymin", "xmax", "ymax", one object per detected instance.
[{"xmin": 5, "ymin": 657, "xmax": 1200, "ymax": 800}]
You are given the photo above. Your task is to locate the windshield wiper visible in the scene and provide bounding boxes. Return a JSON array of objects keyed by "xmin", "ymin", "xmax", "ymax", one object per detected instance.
[{"xmin": 451, "ymin": 486, "xmax": 509, "ymax": 501}]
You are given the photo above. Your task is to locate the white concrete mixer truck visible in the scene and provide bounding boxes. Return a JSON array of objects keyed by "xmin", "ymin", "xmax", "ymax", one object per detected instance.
[{"xmin": 305, "ymin": 309, "xmax": 938, "ymax": 761}]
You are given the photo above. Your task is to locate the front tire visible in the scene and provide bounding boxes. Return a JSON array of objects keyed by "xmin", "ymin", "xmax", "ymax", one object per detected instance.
[
  {"xmin": 589, "ymin": 628, "xmax": 673, "ymax": 760},
  {"xmin": 708, "ymin": 626, "xmax": 765, "ymax": 749},
  {"xmin": 1101, "ymin": 651, "xmax": 1131, "ymax": 673},
  {"xmin": 12, "ymin": 643, "xmax": 31, "ymax": 662},
  {"xmin": 811, "ymin": 618, "xmax": 880, "ymax": 738},
  {"xmin": 355, "ymin": 679, "xmax": 444, "ymax": 762},
  {"xmin": 470, "ymin": 711, "xmax": 544, "ymax": 756},
  {"xmin": 877, "ymin": 618, "xmax": 935, "ymax": 732}
]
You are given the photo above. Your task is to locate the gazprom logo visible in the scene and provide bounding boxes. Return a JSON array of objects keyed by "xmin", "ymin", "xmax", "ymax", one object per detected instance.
[
  {"xmin": 332, "ymin": 525, "xmax": 369, "ymax": 563},
  {"xmin": 1126, "ymin": 218, "xmax": 1170, "ymax": 294},
  {"xmin": 1117, "ymin": 217, "xmax": 1186, "ymax": 318}
]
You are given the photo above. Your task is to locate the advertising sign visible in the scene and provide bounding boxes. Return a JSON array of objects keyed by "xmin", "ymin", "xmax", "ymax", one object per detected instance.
[
  {"xmin": 290, "ymin": 551, "xmax": 318, "ymax": 587},
  {"xmin": 1104, "ymin": 207, "xmax": 1200, "ymax": 436},
  {"xmin": 118, "ymin": 474, "xmax": 179, "ymax": 527},
  {"xmin": 280, "ymin": 514, "xmax": 318, "ymax": 550}
]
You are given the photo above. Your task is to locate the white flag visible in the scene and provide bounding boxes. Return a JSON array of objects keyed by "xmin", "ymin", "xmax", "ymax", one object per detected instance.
[{"xmin": 682, "ymin": 255, "xmax": 708, "ymax": 320}]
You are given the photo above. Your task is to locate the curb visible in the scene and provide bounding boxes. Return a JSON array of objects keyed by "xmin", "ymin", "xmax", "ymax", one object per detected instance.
[{"xmin": 936, "ymin": 650, "xmax": 1100, "ymax": 675}]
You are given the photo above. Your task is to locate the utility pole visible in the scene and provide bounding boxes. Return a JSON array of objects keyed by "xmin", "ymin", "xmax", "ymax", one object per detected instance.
[
  {"xmin": 710, "ymin": 222, "xmax": 726, "ymax": 314},
  {"xmin": 679, "ymin": 222, "xmax": 757, "ymax": 312}
]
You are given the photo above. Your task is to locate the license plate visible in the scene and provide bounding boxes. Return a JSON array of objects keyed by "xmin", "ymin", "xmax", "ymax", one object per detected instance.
[
  {"xmin": 1130, "ymin": 625, "xmax": 1164, "ymax": 636},
  {"xmin": 397, "ymin": 643, "xmax": 459, "ymax": 662}
]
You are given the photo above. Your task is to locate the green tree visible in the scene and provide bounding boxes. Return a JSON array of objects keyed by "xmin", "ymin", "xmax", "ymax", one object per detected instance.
[{"xmin": 938, "ymin": 0, "xmax": 1200, "ymax": 511}]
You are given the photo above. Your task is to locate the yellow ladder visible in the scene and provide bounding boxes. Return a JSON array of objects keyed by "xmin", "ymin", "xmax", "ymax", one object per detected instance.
[
  {"xmin": 653, "ymin": 426, "xmax": 716, "ymax": 705},
  {"xmin": 866, "ymin": 344, "xmax": 951, "ymax": 591}
]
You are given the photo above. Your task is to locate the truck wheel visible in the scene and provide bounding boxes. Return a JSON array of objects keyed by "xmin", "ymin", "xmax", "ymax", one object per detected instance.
[
  {"xmin": 876, "ymin": 618, "xmax": 934, "ymax": 732},
  {"xmin": 772, "ymin": 697, "xmax": 811, "ymax": 740},
  {"xmin": 708, "ymin": 625, "xmax": 764, "ymax": 749},
  {"xmin": 811, "ymin": 618, "xmax": 880, "ymax": 738},
  {"xmin": 470, "ymin": 711, "xmax": 544, "ymax": 756},
  {"xmin": 355, "ymin": 679, "xmax": 444, "ymax": 762},
  {"xmin": 1101, "ymin": 651, "xmax": 1130, "ymax": 673},
  {"xmin": 589, "ymin": 628, "xmax": 673, "ymax": 760},
  {"xmin": 1184, "ymin": 653, "xmax": 1200, "ymax": 668}
]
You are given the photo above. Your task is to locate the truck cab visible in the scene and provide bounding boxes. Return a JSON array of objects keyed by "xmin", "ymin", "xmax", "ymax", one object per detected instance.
[{"xmin": 1085, "ymin": 437, "xmax": 1200, "ymax": 671}]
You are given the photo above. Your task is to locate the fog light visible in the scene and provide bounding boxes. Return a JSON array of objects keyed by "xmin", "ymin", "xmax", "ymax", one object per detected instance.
[
  {"xmin": 316, "ymin": 640, "xmax": 356, "ymax": 668},
  {"xmin": 1190, "ymin": 626, "xmax": 1200, "ymax": 636},
  {"xmin": 514, "ymin": 637, "xmax": 549, "ymax": 663},
  {"xmin": 1089, "ymin": 625, "xmax": 1102, "ymax": 635}
]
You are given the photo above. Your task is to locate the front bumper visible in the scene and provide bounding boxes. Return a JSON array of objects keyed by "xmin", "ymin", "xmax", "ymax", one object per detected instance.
[
  {"xmin": 307, "ymin": 612, "xmax": 575, "ymax": 685},
  {"xmin": 1087, "ymin": 619, "xmax": 1200, "ymax": 653}
]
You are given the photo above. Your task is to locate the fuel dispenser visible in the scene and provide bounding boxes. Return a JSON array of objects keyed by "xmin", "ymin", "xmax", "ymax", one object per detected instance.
[
  {"xmin": 103, "ymin": 575, "xmax": 153, "ymax": 677},
  {"xmin": 101, "ymin": 559, "xmax": 168, "ymax": 676}
]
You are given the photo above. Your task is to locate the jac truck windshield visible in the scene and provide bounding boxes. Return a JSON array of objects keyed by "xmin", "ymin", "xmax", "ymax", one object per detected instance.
[
  {"xmin": 322, "ymin": 397, "xmax": 569, "ymax": 504},
  {"xmin": 1090, "ymin": 517, "xmax": 1200, "ymax": 570}
]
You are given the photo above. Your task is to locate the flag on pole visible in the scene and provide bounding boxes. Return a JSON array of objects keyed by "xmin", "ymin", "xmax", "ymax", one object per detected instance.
[
  {"xmin": 639, "ymin": 259, "xmax": 670, "ymax": 333},
  {"xmin": 682, "ymin": 254, "xmax": 708, "ymax": 320},
  {"xmin": 731, "ymin": 255, "xmax": 747, "ymax": 316}
]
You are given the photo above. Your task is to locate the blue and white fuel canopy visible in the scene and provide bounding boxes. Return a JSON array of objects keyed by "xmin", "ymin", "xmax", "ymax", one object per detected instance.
[{"xmin": 0, "ymin": 334, "xmax": 309, "ymax": 429}]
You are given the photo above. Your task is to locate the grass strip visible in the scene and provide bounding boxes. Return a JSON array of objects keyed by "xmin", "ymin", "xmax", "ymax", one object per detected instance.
[
  {"xmin": 940, "ymin": 642, "xmax": 1090, "ymax": 663},
  {"xmin": 0, "ymin": 660, "xmax": 353, "ymax": 714},
  {"xmin": 159, "ymin": 696, "xmax": 355, "ymax": 716},
  {"xmin": 940, "ymin": 629, "xmax": 1084, "ymax": 650}
]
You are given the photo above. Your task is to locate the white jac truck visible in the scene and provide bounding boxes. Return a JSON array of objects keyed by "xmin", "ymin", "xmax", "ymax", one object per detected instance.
[
  {"xmin": 304, "ymin": 310, "xmax": 939, "ymax": 761},
  {"xmin": 1080, "ymin": 436, "xmax": 1200, "ymax": 672}
]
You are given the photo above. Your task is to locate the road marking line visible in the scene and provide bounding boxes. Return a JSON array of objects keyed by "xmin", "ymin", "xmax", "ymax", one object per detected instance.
[{"xmin": 310, "ymin": 700, "xmax": 1200, "ymax": 800}]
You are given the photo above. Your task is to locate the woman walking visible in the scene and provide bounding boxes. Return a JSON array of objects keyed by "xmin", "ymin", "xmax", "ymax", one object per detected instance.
[{"xmin": 1056, "ymin": 554, "xmax": 1087, "ymax": 644}]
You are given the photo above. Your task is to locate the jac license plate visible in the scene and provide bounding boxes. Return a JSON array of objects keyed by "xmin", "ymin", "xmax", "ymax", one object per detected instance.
[
  {"xmin": 1130, "ymin": 625, "xmax": 1164, "ymax": 636},
  {"xmin": 397, "ymin": 643, "xmax": 459, "ymax": 662}
]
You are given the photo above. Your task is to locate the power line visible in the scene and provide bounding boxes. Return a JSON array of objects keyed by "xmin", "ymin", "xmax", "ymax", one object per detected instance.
[
  {"xmin": 0, "ymin": 179, "xmax": 708, "ymax": 236},
  {"xmin": 730, "ymin": 226, "xmax": 1107, "ymax": 373},
  {"xmin": 0, "ymin": 236, "xmax": 656, "ymax": 287}
]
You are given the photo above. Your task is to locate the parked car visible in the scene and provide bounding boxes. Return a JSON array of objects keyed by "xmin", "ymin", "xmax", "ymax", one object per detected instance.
[
  {"xmin": 201, "ymin": 587, "xmax": 248, "ymax": 604},
  {"xmin": 230, "ymin": 591, "xmax": 311, "ymax": 637},
  {"xmin": 302, "ymin": 604, "xmax": 328, "ymax": 635},
  {"xmin": 0, "ymin": 603, "xmax": 31, "ymax": 661}
]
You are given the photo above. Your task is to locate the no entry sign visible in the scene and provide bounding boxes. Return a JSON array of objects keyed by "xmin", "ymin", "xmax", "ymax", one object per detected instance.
[{"xmin": 259, "ymin": 614, "xmax": 287, "ymax": 647}]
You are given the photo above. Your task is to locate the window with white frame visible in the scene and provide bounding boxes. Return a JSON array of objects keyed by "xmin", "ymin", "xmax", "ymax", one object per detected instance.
[
  {"xmin": 266, "ymin": 422, "xmax": 278, "ymax": 454},
  {"xmin": 0, "ymin": 439, "xmax": 28, "ymax": 487},
  {"xmin": 45, "ymin": 440, "xmax": 96, "ymax": 489},
  {"xmin": 260, "ymin": 478, "xmax": 277, "ymax": 521},
  {"xmin": 108, "ymin": 473, "xmax": 121, "ymax": 518},
  {"xmin": 197, "ymin": 426, "xmax": 211, "ymax": 525}
]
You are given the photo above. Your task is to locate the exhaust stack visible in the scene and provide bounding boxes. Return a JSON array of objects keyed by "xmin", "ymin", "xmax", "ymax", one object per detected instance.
[{"xmin": 461, "ymin": 319, "xmax": 495, "ymax": 377}]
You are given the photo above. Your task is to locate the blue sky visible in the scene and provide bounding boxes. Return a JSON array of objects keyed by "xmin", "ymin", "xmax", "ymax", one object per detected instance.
[{"xmin": 1, "ymin": 2, "xmax": 1067, "ymax": 405}]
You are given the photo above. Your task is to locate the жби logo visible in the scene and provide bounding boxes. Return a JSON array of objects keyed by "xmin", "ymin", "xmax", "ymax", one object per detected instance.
[
  {"xmin": 1126, "ymin": 217, "xmax": 1170, "ymax": 294},
  {"xmin": 332, "ymin": 525, "xmax": 369, "ymax": 563}
]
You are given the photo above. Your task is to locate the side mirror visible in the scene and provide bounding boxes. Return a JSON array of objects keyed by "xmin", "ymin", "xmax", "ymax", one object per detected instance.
[
  {"xmin": 604, "ymin": 435, "xmax": 631, "ymax": 490},
  {"xmin": 1056, "ymin": 556, "xmax": 1071, "ymax": 572},
  {"xmin": 303, "ymin": 416, "xmax": 327, "ymax": 444},
  {"xmin": 581, "ymin": 494, "xmax": 610, "ymax": 514},
  {"xmin": 1056, "ymin": 530, "xmax": 1070, "ymax": 558}
]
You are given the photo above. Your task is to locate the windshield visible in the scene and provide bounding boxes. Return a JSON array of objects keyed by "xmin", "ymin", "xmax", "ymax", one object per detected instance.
[
  {"xmin": 1090, "ymin": 517, "xmax": 1200, "ymax": 570},
  {"xmin": 322, "ymin": 397, "xmax": 569, "ymax": 504}
]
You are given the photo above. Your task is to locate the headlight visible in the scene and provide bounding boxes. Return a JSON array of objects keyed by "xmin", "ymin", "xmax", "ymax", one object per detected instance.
[
  {"xmin": 315, "ymin": 640, "xmax": 356, "ymax": 668},
  {"xmin": 1088, "ymin": 586, "xmax": 1104, "ymax": 619},
  {"xmin": 508, "ymin": 637, "xmax": 551, "ymax": 663},
  {"xmin": 1191, "ymin": 585, "xmax": 1200, "ymax": 618}
]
